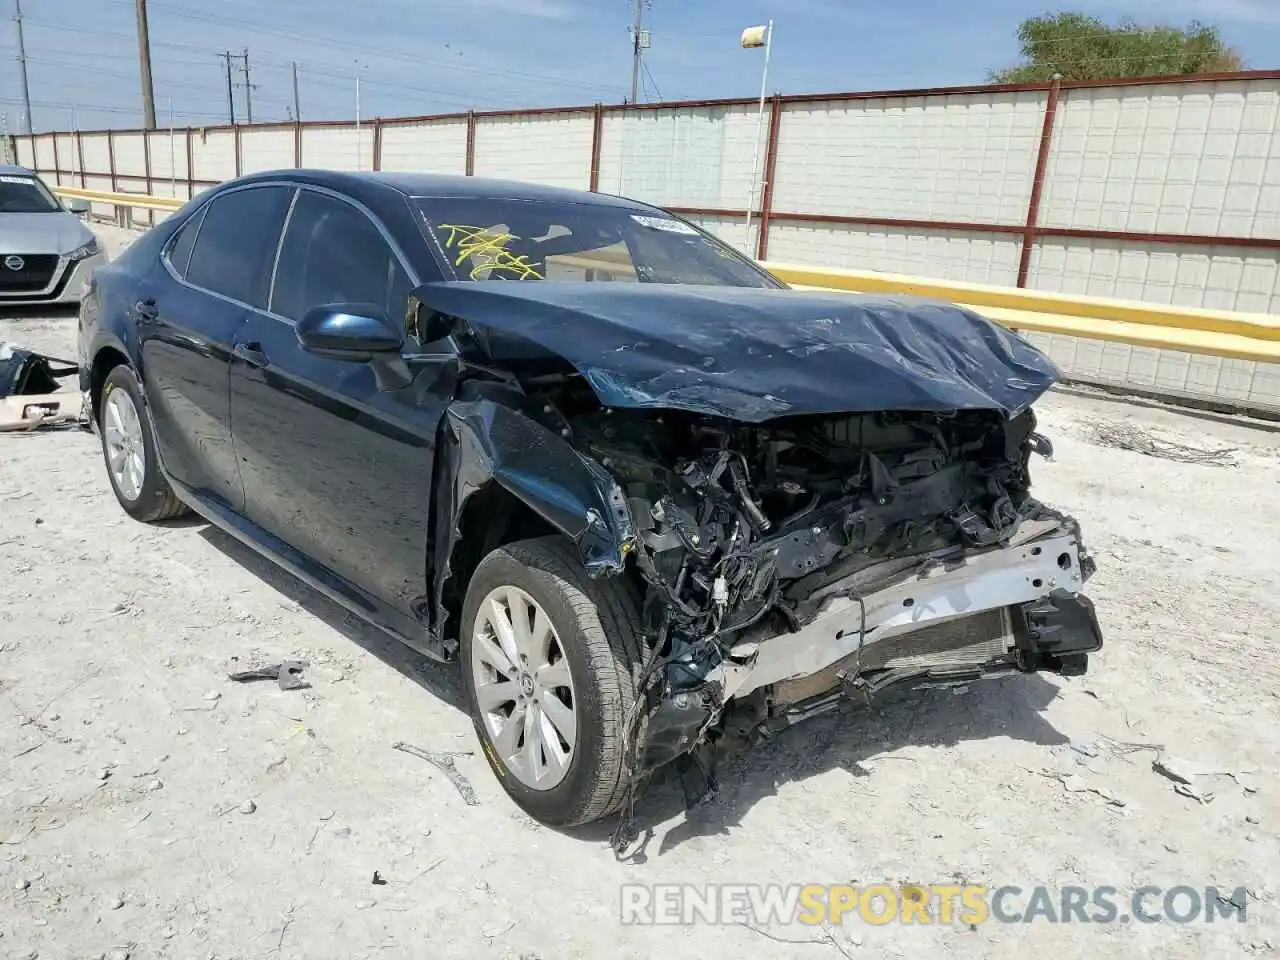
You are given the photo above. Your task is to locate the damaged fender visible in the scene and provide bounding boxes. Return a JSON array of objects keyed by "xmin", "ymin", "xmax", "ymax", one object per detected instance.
[{"xmin": 428, "ymin": 380, "xmax": 635, "ymax": 651}]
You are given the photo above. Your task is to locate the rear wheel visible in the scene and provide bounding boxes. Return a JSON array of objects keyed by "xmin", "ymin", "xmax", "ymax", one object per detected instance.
[
  {"xmin": 99, "ymin": 364, "xmax": 189, "ymax": 522},
  {"xmin": 460, "ymin": 535, "xmax": 645, "ymax": 826}
]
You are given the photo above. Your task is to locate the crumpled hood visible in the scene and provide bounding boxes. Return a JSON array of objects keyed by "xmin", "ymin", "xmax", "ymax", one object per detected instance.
[
  {"xmin": 0, "ymin": 211, "xmax": 95, "ymax": 255},
  {"xmin": 414, "ymin": 281, "xmax": 1062, "ymax": 422}
]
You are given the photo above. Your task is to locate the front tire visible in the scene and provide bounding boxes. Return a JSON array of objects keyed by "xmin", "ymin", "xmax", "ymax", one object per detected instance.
[
  {"xmin": 99, "ymin": 364, "xmax": 189, "ymax": 523},
  {"xmin": 460, "ymin": 535, "xmax": 645, "ymax": 827}
]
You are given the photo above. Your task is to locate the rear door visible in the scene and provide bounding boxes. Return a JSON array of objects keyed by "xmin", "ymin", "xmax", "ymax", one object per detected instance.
[
  {"xmin": 227, "ymin": 186, "xmax": 450, "ymax": 631},
  {"xmin": 139, "ymin": 184, "xmax": 294, "ymax": 512}
]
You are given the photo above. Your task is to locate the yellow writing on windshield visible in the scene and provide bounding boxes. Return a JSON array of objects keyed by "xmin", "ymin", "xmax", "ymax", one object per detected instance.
[{"xmin": 437, "ymin": 223, "xmax": 544, "ymax": 280}]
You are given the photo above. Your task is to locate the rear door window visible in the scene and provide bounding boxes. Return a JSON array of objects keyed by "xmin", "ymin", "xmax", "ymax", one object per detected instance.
[
  {"xmin": 185, "ymin": 185, "xmax": 293, "ymax": 309},
  {"xmin": 269, "ymin": 189, "xmax": 412, "ymax": 323}
]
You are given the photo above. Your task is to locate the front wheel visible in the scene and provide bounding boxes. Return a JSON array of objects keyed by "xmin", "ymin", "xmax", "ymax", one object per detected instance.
[
  {"xmin": 99, "ymin": 364, "xmax": 189, "ymax": 523},
  {"xmin": 460, "ymin": 535, "xmax": 645, "ymax": 826}
]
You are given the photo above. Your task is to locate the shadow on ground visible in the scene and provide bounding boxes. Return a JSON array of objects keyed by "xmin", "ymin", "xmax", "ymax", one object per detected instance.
[
  {"xmin": 197, "ymin": 521, "xmax": 1066, "ymax": 857},
  {"xmin": 198, "ymin": 525, "xmax": 466, "ymax": 714},
  {"xmin": 569, "ymin": 672, "xmax": 1069, "ymax": 861}
]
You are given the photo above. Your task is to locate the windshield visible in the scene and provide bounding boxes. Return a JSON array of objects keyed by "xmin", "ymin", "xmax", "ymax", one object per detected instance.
[
  {"xmin": 0, "ymin": 174, "xmax": 62, "ymax": 213},
  {"xmin": 414, "ymin": 196, "xmax": 780, "ymax": 288}
]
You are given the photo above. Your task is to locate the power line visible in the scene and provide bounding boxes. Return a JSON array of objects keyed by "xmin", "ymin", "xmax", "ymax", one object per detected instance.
[{"xmin": 102, "ymin": 4, "xmax": 628, "ymax": 95}]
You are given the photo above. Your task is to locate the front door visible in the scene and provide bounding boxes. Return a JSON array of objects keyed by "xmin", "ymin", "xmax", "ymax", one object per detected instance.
[{"xmin": 228, "ymin": 187, "xmax": 449, "ymax": 632}]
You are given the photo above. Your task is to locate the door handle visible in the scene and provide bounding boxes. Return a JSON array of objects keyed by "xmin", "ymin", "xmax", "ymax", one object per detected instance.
[
  {"xmin": 233, "ymin": 342, "xmax": 269, "ymax": 368},
  {"xmin": 132, "ymin": 298, "xmax": 159, "ymax": 322}
]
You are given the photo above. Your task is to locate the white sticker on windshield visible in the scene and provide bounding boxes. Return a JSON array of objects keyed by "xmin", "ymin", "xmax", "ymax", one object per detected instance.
[
  {"xmin": 631, "ymin": 214, "xmax": 698, "ymax": 235},
  {"xmin": 0, "ymin": 176, "xmax": 34, "ymax": 185}
]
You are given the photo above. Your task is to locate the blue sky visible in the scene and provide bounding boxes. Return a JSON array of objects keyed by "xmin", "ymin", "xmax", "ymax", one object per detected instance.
[{"xmin": 2, "ymin": 0, "xmax": 1278, "ymax": 131}]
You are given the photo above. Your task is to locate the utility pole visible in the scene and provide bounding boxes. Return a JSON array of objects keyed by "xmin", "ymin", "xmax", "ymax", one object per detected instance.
[
  {"xmin": 629, "ymin": 0, "xmax": 644, "ymax": 104},
  {"xmin": 13, "ymin": 0, "xmax": 33, "ymax": 133},
  {"xmin": 291, "ymin": 61, "xmax": 301, "ymax": 122},
  {"xmin": 135, "ymin": 0, "xmax": 157, "ymax": 129},
  {"xmin": 241, "ymin": 48, "xmax": 254, "ymax": 124},
  {"xmin": 220, "ymin": 51, "xmax": 236, "ymax": 124}
]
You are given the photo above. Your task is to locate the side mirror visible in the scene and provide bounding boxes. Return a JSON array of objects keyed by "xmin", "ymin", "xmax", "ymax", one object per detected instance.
[
  {"xmin": 296, "ymin": 304, "xmax": 403, "ymax": 361},
  {"xmin": 64, "ymin": 197, "xmax": 90, "ymax": 214},
  {"xmin": 406, "ymin": 296, "xmax": 460, "ymax": 345}
]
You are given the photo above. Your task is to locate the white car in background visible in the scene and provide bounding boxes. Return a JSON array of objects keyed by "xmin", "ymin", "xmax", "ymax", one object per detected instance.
[{"xmin": 0, "ymin": 164, "xmax": 106, "ymax": 306}]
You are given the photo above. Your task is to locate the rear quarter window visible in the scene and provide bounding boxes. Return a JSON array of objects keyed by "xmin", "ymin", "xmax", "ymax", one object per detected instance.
[{"xmin": 164, "ymin": 206, "xmax": 206, "ymax": 278}]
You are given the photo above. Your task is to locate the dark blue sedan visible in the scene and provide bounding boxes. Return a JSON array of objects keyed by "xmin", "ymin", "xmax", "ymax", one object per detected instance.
[{"xmin": 78, "ymin": 170, "xmax": 1102, "ymax": 834}]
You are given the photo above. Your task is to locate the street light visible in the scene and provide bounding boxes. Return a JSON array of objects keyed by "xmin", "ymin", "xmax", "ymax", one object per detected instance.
[{"xmin": 742, "ymin": 20, "xmax": 773, "ymax": 256}]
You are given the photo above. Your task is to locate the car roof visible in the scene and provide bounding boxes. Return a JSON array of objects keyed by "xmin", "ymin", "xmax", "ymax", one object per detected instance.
[
  {"xmin": 233, "ymin": 168, "xmax": 656, "ymax": 212},
  {"xmin": 0, "ymin": 164, "xmax": 36, "ymax": 176}
]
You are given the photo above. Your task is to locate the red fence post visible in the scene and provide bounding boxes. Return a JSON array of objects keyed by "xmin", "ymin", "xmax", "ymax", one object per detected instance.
[
  {"xmin": 185, "ymin": 128, "xmax": 194, "ymax": 199},
  {"xmin": 143, "ymin": 131, "xmax": 155, "ymax": 225},
  {"xmin": 755, "ymin": 95, "xmax": 784, "ymax": 261},
  {"xmin": 50, "ymin": 132, "xmax": 61, "ymax": 185},
  {"xmin": 589, "ymin": 102, "xmax": 604, "ymax": 192},
  {"xmin": 75, "ymin": 130, "xmax": 87, "ymax": 187},
  {"xmin": 465, "ymin": 111, "xmax": 476, "ymax": 176},
  {"xmin": 107, "ymin": 131, "xmax": 118, "ymax": 193},
  {"xmin": 1017, "ymin": 76, "xmax": 1062, "ymax": 288}
]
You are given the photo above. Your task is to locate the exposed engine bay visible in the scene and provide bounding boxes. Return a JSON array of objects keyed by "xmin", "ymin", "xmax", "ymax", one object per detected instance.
[{"xmin": 520, "ymin": 373, "xmax": 1102, "ymax": 831}]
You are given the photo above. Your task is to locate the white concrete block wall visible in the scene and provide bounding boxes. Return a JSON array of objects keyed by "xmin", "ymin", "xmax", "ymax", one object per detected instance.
[
  {"xmin": 53, "ymin": 134, "xmax": 76, "ymax": 181},
  {"xmin": 146, "ymin": 130, "xmax": 190, "ymax": 184},
  {"xmin": 597, "ymin": 105, "xmax": 760, "ymax": 210},
  {"xmin": 14, "ymin": 136, "xmax": 35, "ymax": 169},
  {"xmin": 83, "ymin": 173, "xmax": 117, "ymax": 219},
  {"xmin": 238, "ymin": 126, "xmax": 295, "ymax": 174},
  {"xmin": 1023, "ymin": 332, "xmax": 1280, "ymax": 411},
  {"xmin": 473, "ymin": 111, "xmax": 593, "ymax": 190},
  {"xmin": 1029, "ymin": 238, "xmax": 1280, "ymax": 312},
  {"xmin": 191, "ymin": 129, "xmax": 237, "ymax": 182},
  {"xmin": 1025, "ymin": 236, "xmax": 1280, "ymax": 411},
  {"xmin": 768, "ymin": 221, "xmax": 1024, "ymax": 285},
  {"xmin": 1042, "ymin": 78, "xmax": 1280, "ymax": 238},
  {"xmin": 32, "ymin": 136, "xmax": 54, "ymax": 174},
  {"xmin": 379, "ymin": 119, "xmax": 469, "ymax": 175},
  {"xmin": 112, "ymin": 132, "xmax": 147, "ymax": 180},
  {"xmin": 80, "ymin": 134, "xmax": 110, "ymax": 179},
  {"xmin": 300, "ymin": 125, "xmax": 372, "ymax": 172},
  {"xmin": 772, "ymin": 91, "xmax": 1046, "ymax": 225},
  {"xmin": 684, "ymin": 214, "xmax": 752, "ymax": 254}
]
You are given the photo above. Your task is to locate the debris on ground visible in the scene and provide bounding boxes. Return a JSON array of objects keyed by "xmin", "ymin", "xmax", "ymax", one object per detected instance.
[
  {"xmin": 1086, "ymin": 420, "xmax": 1238, "ymax": 466},
  {"xmin": 393, "ymin": 741, "xmax": 479, "ymax": 806},
  {"xmin": 239, "ymin": 799, "xmax": 257, "ymax": 815},
  {"xmin": 228, "ymin": 660, "xmax": 310, "ymax": 691},
  {"xmin": 1039, "ymin": 769, "xmax": 1126, "ymax": 807},
  {"xmin": 1150, "ymin": 752, "xmax": 1257, "ymax": 803}
]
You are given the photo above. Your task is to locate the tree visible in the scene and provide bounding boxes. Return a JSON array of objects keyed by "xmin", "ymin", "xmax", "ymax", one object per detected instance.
[{"xmin": 990, "ymin": 12, "xmax": 1244, "ymax": 84}]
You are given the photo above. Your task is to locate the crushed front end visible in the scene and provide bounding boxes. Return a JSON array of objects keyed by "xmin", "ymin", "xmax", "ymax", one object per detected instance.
[{"xmin": 549, "ymin": 389, "xmax": 1103, "ymax": 814}]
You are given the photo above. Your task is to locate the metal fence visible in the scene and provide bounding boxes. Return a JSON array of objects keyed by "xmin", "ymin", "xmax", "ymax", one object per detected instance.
[{"xmin": 13, "ymin": 70, "xmax": 1280, "ymax": 411}]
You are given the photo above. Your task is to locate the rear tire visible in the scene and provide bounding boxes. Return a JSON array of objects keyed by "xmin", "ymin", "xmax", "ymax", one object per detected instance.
[
  {"xmin": 460, "ymin": 535, "xmax": 645, "ymax": 826},
  {"xmin": 98, "ymin": 364, "xmax": 189, "ymax": 523}
]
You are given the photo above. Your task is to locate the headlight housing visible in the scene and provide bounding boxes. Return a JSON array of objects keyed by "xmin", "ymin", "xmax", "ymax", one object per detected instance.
[{"xmin": 66, "ymin": 237, "xmax": 101, "ymax": 261}]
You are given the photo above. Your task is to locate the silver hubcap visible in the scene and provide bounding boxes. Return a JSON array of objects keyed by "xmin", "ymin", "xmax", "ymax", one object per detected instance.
[
  {"xmin": 471, "ymin": 586, "xmax": 577, "ymax": 791},
  {"xmin": 103, "ymin": 388, "xmax": 145, "ymax": 501}
]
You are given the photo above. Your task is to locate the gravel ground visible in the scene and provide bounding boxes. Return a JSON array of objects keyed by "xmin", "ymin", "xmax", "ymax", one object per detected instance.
[{"xmin": 1, "ymin": 223, "xmax": 1278, "ymax": 959}]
